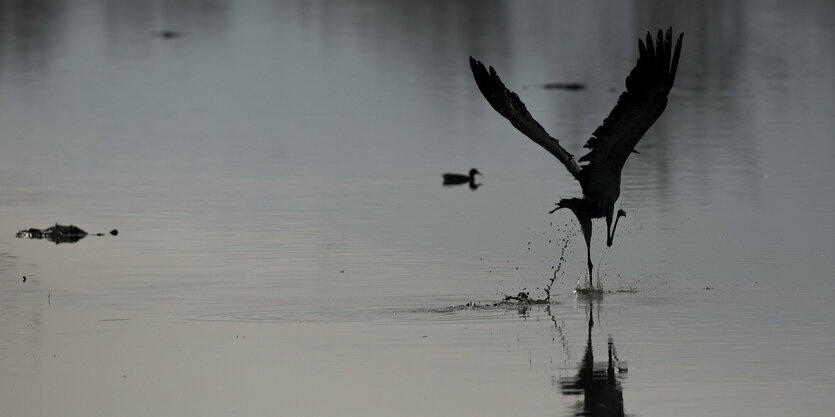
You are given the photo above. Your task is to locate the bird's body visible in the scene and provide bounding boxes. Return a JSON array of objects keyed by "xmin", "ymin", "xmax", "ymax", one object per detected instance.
[
  {"xmin": 443, "ymin": 168, "xmax": 481, "ymax": 187},
  {"xmin": 470, "ymin": 28, "xmax": 683, "ymax": 285}
]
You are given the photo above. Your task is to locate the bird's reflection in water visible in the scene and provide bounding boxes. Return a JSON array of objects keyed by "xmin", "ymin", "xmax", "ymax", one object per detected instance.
[{"xmin": 554, "ymin": 298, "xmax": 627, "ymax": 417}]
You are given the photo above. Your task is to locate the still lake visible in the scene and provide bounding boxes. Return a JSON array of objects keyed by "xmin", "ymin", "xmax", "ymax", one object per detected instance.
[{"xmin": 1, "ymin": 1, "xmax": 834, "ymax": 416}]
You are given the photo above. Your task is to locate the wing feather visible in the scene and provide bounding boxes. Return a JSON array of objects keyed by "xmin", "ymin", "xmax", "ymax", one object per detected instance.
[
  {"xmin": 469, "ymin": 56, "xmax": 581, "ymax": 178},
  {"xmin": 578, "ymin": 28, "xmax": 684, "ymax": 179}
]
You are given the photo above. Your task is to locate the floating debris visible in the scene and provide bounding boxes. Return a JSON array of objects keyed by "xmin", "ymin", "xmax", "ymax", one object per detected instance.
[
  {"xmin": 153, "ymin": 30, "xmax": 182, "ymax": 39},
  {"xmin": 543, "ymin": 82, "xmax": 586, "ymax": 90},
  {"xmin": 501, "ymin": 291, "xmax": 551, "ymax": 305}
]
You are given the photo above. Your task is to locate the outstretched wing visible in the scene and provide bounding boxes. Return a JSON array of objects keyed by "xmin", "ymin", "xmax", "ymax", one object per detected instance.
[
  {"xmin": 469, "ymin": 56, "xmax": 581, "ymax": 178},
  {"xmin": 578, "ymin": 28, "xmax": 683, "ymax": 177}
]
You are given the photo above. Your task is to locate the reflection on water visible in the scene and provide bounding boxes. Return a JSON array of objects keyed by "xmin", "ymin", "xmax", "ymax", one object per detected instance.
[
  {"xmin": 556, "ymin": 298, "xmax": 627, "ymax": 417},
  {"xmin": 0, "ymin": 1, "xmax": 66, "ymax": 79}
]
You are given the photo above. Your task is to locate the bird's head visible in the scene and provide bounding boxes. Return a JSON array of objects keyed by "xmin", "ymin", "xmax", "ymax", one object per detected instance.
[{"xmin": 469, "ymin": 168, "xmax": 482, "ymax": 177}]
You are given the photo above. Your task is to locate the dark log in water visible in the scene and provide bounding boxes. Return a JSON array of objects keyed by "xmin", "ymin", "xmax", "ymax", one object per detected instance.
[{"xmin": 16, "ymin": 224, "xmax": 117, "ymax": 244}]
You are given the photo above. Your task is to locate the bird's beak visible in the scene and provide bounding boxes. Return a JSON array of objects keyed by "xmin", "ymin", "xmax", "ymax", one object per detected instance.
[{"xmin": 631, "ymin": 149, "xmax": 640, "ymax": 154}]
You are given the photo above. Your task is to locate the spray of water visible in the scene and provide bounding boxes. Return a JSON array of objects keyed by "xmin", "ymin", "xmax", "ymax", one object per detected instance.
[{"xmin": 544, "ymin": 237, "xmax": 571, "ymax": 301}]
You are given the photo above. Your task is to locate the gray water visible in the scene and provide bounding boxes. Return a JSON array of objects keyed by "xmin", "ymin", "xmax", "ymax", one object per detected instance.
[{"xmin": 1, "ymin": 1, "xmax": 834, "ymax": 416}]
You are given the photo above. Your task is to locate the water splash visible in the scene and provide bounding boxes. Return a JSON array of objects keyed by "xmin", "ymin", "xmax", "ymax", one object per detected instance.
[{"xmin": 543, "ymin": 238, "xmax": 571, "ymax": 301}]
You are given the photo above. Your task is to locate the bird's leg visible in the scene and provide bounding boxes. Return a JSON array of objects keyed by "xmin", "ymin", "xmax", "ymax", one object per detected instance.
[
  {"xmin": 606, "ymin": 209, "xmax": 627, "ymax": 247},
  {"xmin": 587, "ymin": 240, "xmax": 594, "ymax": 287},
  {"xmin": 580, "ymin": 217, "xmax": 593, "ymax": 287}
]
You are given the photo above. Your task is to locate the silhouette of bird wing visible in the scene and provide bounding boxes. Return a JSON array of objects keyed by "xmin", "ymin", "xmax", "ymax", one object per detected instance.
[
  {"xmin": 470, "ymin": 57, "xmax": 581, "ymax": 178},
  {"xmin": 578, "ymin": 28, "xmax": 683, "ymax": 178}
]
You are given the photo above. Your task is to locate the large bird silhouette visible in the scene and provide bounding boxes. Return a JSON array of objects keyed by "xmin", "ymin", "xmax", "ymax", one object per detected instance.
[{"xmin": 470, "ymin": 28, "xmax": 683, "ymax": 286}]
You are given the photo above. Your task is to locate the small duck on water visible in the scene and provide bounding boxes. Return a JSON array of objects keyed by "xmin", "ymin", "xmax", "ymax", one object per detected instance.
[{"xmin": 443, "ymin": 168, "xmax": 482, "ymax": 189}]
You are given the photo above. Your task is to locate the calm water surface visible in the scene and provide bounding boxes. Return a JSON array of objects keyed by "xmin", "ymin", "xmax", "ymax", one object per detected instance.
[{"xmin": 1, "ymin": 1, "xmax": 834, "ymax": 416}]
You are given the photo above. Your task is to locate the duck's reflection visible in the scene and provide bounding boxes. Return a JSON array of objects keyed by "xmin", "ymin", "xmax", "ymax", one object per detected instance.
[{"xmin": 555, "ymin": 298, "xmax": 627, "ymax": 417}]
